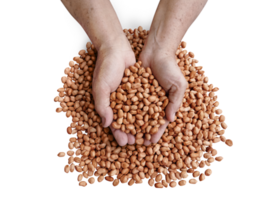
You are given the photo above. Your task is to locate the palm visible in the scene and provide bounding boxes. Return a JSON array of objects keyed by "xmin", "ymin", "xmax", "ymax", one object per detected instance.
[
  {"xmin": 139, "ymin": 51, "xmax": 187, "ymax": 144},
  {"xmin": 92, "ymin": 48, "xmax": 136, "ymax": 146},
  {"xmin": 94, "ymin": 51, "xmax": 128, "ymax": 92}
]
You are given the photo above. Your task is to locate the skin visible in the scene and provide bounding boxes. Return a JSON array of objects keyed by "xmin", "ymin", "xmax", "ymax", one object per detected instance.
[
  {"xmin": 61, "ymin": 0, "xmax": 128, "ymax": 50},
  {"xmin": 140, "ymin": 45, "xmax": 186, "ymax": 145},
  {"xmin": 92, "ymin": 46, "xmax": 136, "ymax": 145},
  {"xmin": 61, "ymin": 0, "xmax": 207, "ymax": 146}
]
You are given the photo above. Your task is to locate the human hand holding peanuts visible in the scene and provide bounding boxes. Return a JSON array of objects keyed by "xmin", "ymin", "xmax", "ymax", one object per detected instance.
[
  {"xmin": 92, "ymin": 45, "xmax": 136, "ymax": 146},
  {"xmin": 139, "ymin": 48, "xmax": 187, "ymax": 144}
]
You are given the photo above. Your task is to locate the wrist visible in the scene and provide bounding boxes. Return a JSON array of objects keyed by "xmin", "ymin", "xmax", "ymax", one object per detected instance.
[
  {"xmin": 142, "ymin": 34, "xmax": 178, "ymax": 61},
  {"xmin": 145, "ymin": 0, "xmax": 207, "ymax": 54},
  {"xmin": 93, "ymin": 32, "xmax": 130, "ymax": 52},
  {"xmin": 145, "ymin": 0, "xmax": 186, "ymax": 56},
  {"xmin": 71, "ymin": 0, "xmax": 130, "ymax": 53}
]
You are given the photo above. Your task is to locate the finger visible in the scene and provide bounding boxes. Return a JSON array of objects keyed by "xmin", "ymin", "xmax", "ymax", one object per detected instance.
[
  {"xmin": 127, "ymin": 133, "xmax": 135, "ymax": 145},
  {"xmin": 110, "ymin": 126, "xmax": 128, "ymax": 146},
  {"xmin": 144, "ymin": 140, "xmax": 151, "ymax": 146},
  {"xmin": 165, "ymin": 82, "xmax": 187, "ymax": 122},
  {"xmin": 138, "ymin": 54, "xmax": 149, "ymax": 68},
  {"xmin": 150, "ymin": 120, "xmax": 169, "ymax": 143},
  {"xmin": 92, "ymin": 83, "xmax": 113, "ymax": 127}
]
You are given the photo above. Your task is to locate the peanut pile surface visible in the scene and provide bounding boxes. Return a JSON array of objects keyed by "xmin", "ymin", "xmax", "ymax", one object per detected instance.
[
  {"xmin": 55, "ymin": 26, "xmax": 233, "ymax": 188},
  {"xmin": 110, "ymin": 61, "xmax": 168, "ymax": 141}
]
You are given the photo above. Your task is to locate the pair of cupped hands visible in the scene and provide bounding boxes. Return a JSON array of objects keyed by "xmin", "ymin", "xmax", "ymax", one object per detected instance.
[{"xmin": 92, "ymin": 37, "xmax": 187, "ymax": 146}]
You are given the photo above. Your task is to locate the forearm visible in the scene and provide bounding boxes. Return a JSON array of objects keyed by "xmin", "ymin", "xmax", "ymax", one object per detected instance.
[
  {"xmin": 61, "ymin": 0, "xmax": 128, "ymax": 50},
  {"xmin": 147, "ymin": 0, "xmax": 207, "ymax": 54}
]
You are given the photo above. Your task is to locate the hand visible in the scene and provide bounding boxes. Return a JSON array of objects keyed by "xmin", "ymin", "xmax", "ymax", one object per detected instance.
[
  {"xmin": 92, "ymin": 43, "xmax": 136, "ymax": 146},
  {"xmin": 139, "ymin": 46, "xmax": 187, "ymax": 144}
]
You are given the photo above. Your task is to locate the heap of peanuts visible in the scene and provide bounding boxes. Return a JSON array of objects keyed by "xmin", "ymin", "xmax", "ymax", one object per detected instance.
[
  {"xmin": 110, "ymin": 61, "xmax": 168, "ymax": 141},
  {"xmin": 55, "ymin": 26, "xmax": 233, "ymax": 188}
]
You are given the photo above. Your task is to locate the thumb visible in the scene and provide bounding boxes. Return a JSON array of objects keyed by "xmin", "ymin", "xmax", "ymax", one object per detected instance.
[
  {"xmin": 165, "ymin": 82, "xmax": 187, "ymax": 122},
  {"xmin": 92, "ymin": 83, "xmax": 113, "ymax": 127}
]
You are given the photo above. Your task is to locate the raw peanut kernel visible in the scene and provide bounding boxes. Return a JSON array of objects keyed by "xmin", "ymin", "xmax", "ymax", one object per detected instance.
[
  {"xmin": 126, "ymin": 124, "xmax": 135, "ymax": 131},
  {"xmin": 225, "ymin": 139, "xmax": 233, "ymax": 147},
  {"xmin": 56, "ymin": 150, "xmax": 66, "ymax": 159},
  {"xmin": 118, "ymin": 109, "xmax": 123, "ymax": 118},
  {"xmin": 116, "ymin": 118, "xmax": 123, "ymax": 125},
  {"xmin": 159, "ymin": 119, "xmax": 166, "ymax": 125},
  {"xmin": 112, "ymin": 122, "xmax": 121, "ymax": 129},
  {"xmin": 148, "ymin": 96, "xmax": 156, "ymax": 102},
  {"xmin": 116, "ymin": 93, "xmax": 123, "ymax": 101},
  {"xmin": 215, "ymin": 156, "xmax": 223, "ymax": 162},
  {"xmin": 150, "ymin": 127, "xmax": 158, "ymax": 135},
  {"xmin": 136, "ymin": 119, "xmax": 144, "ymax": 126}
]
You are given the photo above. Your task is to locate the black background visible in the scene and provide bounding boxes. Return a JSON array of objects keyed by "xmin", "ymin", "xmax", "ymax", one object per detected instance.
[{"xmin": 50, "ymin": 0, "xmax": 237, "ymax": 192}]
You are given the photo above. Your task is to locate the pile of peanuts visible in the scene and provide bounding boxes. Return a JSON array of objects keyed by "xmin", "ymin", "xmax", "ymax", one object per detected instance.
[
  {"xmin": 110, "ymin": 61, "xmax": 168, "ymax": 141},
  {"xmin": 55, "ymin": 26, "xmax": 233, "ymax": 188}
]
